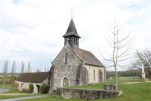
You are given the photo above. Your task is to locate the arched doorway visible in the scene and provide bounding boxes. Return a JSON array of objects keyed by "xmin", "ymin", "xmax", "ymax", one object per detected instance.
[{"xmin": 63, "ymin": 77, "xmax": 69, "ymax": 87}]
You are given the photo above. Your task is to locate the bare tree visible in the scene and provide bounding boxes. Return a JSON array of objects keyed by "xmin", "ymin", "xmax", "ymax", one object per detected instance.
[
  {"xmin": 3, "ymin": 60, "xmax": 8, "ymax": 88},
  {"xmin": 105, "ymin": 21, "xmax": 133, "ymax": 90},
  {"xmin": 21, "ymin": 61, "xmax": 24, "ymax": 74},
  {"xmin": 11, "ymin": 61, "xmax": 16, "ymax": 77},
  {"xmin": 131, "ymin": 50, "xmax": 151, "ymax": 78},
  {"xmin": 37, "ymin": 68, "xmax": 40, "ymax": 72},
  {"xmin": 45, "ymin": 66, "xmax": 47, "ymax": 72},
  {"xmin": 28, "ymin": 61, "xmax": 31, "ymax": 73},
  {"xmin": 11, "ymin": 61, "xmax": 16, "ymax": 84}
]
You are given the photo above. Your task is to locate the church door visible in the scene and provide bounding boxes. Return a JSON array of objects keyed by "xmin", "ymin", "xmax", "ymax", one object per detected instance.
[{"xmin": 63, "ymin": 77, "xmax": 69, "ymax": 87}]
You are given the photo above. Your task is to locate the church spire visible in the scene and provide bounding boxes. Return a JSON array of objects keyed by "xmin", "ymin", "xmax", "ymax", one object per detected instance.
[
  {"xmin": 63, "ymin": 19, "xmax": 81, "ymax": 49},
  {"xmin": 63, "ymin": 19, "xmax": 80, "ymax": 38}
]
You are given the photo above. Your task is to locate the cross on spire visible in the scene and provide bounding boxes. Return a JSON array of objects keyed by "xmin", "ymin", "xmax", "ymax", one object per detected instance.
[{"xmin": 71, "ymin": 9, "xmax": 73, "ymax": 19}]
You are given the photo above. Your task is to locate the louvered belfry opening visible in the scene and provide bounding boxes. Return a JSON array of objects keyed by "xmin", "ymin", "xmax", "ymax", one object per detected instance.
[{"xmin": 63, "ymin": 19, "xmax": 81, "ymax": 49}]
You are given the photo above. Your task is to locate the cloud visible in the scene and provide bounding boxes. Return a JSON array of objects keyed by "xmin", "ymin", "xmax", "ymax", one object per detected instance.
[{"xmin": 0, "ymin": 0, "xmax": 151, "ymax": 72}]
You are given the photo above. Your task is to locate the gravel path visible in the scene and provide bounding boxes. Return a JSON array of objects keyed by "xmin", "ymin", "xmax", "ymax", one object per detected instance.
[
  {"xmin": 0, "ymin": 94, "xmax": 49, "ymax": 101},
  {"xmin": 0, "ymin": 89, "xmax": 9, "ymax": 94},
  {"xmin": 122, "ymin": 81, "xmax": 151, "ymax": 84}
]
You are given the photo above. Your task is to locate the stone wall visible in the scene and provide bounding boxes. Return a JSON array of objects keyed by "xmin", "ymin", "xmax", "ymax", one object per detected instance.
[
  {"xmin": 15, "ymin": 81, "xmax": 29, "ymax": 91},
  {"xmin": 56, "ymin": 88, "xmax": 119, "ymax": 100}
]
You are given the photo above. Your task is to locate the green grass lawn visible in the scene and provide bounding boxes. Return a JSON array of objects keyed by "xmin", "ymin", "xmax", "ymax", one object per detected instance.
[
  {"xmin": 23, "ymin": 78, "xmax": 151, "ymax": 101},
  {"xmin": 0, "ymin": 84, "xmax": 12, "ymax": 89}
]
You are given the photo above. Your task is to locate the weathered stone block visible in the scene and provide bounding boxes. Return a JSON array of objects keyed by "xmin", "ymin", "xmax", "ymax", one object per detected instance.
[
  {"xmin": 56, "ymin": 88, "xmax": 119, "ymax": 100},
  {"xmin": 104, "ymin": 84, "xmax": 117, "ymax": 90}
]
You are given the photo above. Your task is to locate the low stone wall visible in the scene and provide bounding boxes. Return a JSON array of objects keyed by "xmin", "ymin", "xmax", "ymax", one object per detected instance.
[{"xmin": 56, "ymin": 88, "xmax": 119, "ymax": 100}]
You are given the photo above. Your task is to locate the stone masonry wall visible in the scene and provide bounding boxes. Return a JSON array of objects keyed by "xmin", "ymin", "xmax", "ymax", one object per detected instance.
[
  {"xmin": 52, "ymin": 45, "xmax": 82, "ymax": 90},
  {"xmin": 57, "ymin": 88, "xmax": 119, "ymax": 100}
]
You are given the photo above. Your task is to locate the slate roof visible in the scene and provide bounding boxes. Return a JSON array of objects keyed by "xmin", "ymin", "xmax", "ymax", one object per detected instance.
[
  {"xmin": 74, "ymin": 48, "xmax": 104, "ymax": 67},
  {"xmin": 63, "ymin": 19, "xmax": 81, "ymax": 38},
  {"xmin": 16, "ymin": 72, "xmax": 49, "ymax": 83}
]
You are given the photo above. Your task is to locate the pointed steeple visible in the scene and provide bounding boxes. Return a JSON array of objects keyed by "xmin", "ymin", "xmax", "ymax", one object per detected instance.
[
  {"xmin": 63, "ymin": 19, "xmax": 80, "ymax": 38},
  {"xmin": 63, "ymin": 19, "xmax": 81, "ymax": 49}
]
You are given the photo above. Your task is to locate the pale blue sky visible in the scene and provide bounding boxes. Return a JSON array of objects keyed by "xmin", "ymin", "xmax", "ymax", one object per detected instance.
[{"xmin": 0, "ymin": 0, "xmax": 151, "ymax": 72}]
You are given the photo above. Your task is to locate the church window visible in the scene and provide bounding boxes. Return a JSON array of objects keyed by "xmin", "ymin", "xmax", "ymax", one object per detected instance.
[
  {"xmin": 64, "ymin": 53, "xmax": 68, "ymax": 64},
  {"xmin": 99, "ymin": 70, "xmax": 103, "ymax": 82},
  {"xmin": 94, "ymin": 70, "xmax": 95, "ymax": 81}
]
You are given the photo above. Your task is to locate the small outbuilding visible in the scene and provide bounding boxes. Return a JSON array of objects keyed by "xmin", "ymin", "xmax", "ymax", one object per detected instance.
[{"xmin": 15, "ymin": 72, "xmax": 49, "ymax": 94}]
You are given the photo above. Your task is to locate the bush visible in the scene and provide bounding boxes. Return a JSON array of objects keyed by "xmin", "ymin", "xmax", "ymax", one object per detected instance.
[
  {"xmin": 29, "ymin": 83, "xmax": 34, "ymax": 93},
  {"xmin": 40, "ymin": 83, "xmax": 48, "ymax": 94},
  {"xmin": 10, "ymin": 76, "xmax": 16, "ymax": 84}
]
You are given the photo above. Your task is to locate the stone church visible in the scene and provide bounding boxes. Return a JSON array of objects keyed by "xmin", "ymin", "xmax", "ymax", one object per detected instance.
[{"xmin": 48, "ymin": 18, "xmax": 105, "ymax": 92}]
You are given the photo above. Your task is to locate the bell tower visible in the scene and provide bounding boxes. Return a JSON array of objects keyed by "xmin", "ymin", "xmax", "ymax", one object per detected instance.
[{"xmin": 63, "ymin": 19, "xmax": 81, "ymax": 49}]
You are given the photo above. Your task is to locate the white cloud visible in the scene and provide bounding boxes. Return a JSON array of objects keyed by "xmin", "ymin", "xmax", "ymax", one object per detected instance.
[{"xmin": 0, "ymin": 0, "xmax": 151, "ymax": 72}]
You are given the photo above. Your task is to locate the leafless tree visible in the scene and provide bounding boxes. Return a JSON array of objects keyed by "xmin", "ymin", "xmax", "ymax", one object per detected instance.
[
  {"xmin": 21, "ymin": 61, "xmax": 24, "ymax": 74},
  {"xmin": 11, "ymin": 61, "xmax": 16, "ymax": 77},
  {"xmin": 45, "ymin": 66, "xmax": 47, "ymax": 72},
  {"xmin": 28, "ymin": 61, "xmax": 31, "ymax": 73},
  {"xmin": 3, "ymin": 60, "xmax": 8, "ymax": 88},
  {"xmin": 37, "ymin": 68, "xmax": 40, "ymax": 72},
  {"xmin": 11, "ymin": 61, "xmax": 16, "ymax": 84},
  {"xmin": 105, "ymin": 21, "xmax": 133, "ymax": 90},
  {"xmin": 131, "ymin": 50, "xmax": 151, "ymax": 77}
]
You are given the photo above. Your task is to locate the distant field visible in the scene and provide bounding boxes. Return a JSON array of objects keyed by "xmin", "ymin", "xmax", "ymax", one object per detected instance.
[
  {"xmin": 0, "ymin": 73, "xmax": 20, "ymax": 77},
  {"xmin": 23, "ymin": 78, "xmax": 151, "ymax": 101}
]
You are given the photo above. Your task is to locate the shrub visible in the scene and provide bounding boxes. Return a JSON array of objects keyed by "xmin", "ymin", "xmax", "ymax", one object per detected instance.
[
  {"xmin": 29, "ymin": 83, "xmax": 34, "ymax": 93},
  {"xmin": 40, "ymin": 83, "xmax": 48, "ymax": 94},
  {"xmin": 10, "ymin": 76, "xmax": 16, "ymax": 83}
]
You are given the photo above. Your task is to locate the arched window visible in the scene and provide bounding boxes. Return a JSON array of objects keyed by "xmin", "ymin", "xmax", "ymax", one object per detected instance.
[
  {"xmin": 94, "ymin": 70, "xmax": 95, "ymax": 81},
  {"xmin": 64, "ymin": 53, "xmax": 68, "ymax": 64},
  {"xmin": 98, "ymin": 70, "xmax": 103, "ymax": 82}
]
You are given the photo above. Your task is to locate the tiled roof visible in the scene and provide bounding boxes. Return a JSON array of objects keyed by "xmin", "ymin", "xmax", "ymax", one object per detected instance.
[
  {"xmin": 75, "ymin": 48, "xmax": 104, "ymax": 67},
  {"xmin": 16, "ymin": 72, "xmax": 49, "ymax": 83}
]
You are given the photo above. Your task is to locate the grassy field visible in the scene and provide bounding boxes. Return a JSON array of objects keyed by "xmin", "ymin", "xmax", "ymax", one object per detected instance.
[{"xmin": 23, "ymin": 78, "xmax": 151, "ymax": 101}]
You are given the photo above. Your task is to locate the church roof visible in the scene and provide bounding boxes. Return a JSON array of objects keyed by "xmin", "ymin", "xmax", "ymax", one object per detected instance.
[
  {"xmin": 16, "ymin": 72, "xmax": 49, "ymax": 83},
  {"xmin": 74, "ymin": 49, "xmax": 104, "ymax": 67},
  {"xmin": 63, "ymin": 19, "xmax": 81, "ymax": 38}
]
